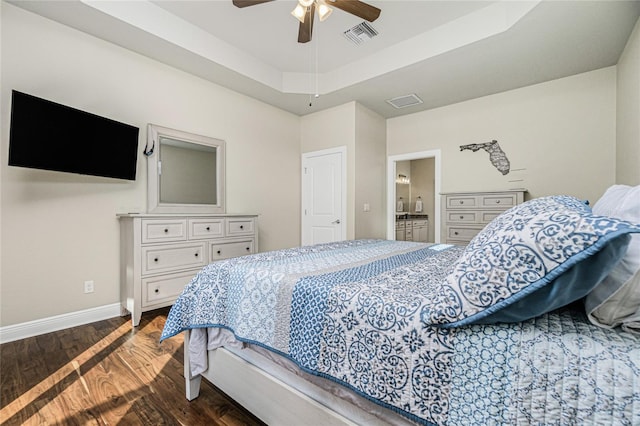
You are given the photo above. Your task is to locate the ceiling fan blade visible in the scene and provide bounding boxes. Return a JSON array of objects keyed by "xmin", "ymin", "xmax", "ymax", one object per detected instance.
[
  {"xmin": 297, "ymin": 3, "xmax": 316, "ymax": 43},
  {"xmin": 232, "ymin": 0, "xmax": 274, "ymax": 8},
  {"xmin": 329, "ymin": 0, "xmax": 381, "ymax": 22}
]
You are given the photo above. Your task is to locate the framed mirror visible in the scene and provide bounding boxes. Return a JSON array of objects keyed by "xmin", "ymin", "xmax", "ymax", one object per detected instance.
[{"xmin": 147, "ymin": 124, "xmax": 225, "ymax": 214}]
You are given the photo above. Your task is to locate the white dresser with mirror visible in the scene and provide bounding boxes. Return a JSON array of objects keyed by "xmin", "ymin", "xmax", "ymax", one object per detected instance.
[{"xmin": 119, "ymin": 124, "xmax": 258, "ymax": 326}]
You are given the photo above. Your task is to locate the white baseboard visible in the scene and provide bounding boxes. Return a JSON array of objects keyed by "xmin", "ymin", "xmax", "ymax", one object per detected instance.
[{"xmin": 0, "ymin": 303, "xmax": 123, "ymax": 344}]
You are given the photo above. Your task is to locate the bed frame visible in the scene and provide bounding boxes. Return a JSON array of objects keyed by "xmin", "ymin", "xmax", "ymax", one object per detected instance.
[{"xmin": 182, "ymin": 330, "xmax": 403, "ymax": 426}]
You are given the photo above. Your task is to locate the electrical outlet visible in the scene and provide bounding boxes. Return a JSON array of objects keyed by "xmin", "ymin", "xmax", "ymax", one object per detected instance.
[{"xmin": 84, "ymin": 280, "xmax": 94, "ymax": 294}]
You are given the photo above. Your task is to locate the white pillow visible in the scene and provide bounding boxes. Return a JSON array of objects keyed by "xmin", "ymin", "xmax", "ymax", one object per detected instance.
[{"xmin": 585, "ymin": 184, "xmax": 640, "ymax": 334}]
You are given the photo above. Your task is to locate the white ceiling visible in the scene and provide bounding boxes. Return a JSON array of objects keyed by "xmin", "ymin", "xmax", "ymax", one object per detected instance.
[{"xmin": 9, "ymin": 0, "xmax": 640, "ymax": 118}]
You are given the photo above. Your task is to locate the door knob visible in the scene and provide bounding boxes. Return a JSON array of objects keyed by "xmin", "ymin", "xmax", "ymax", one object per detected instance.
[{"xmin": 332, "ymin": 219, "xmax": 341, "ymax": 224}]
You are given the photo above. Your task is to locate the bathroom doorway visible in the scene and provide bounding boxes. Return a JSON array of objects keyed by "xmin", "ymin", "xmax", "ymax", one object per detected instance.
[{"xmin": 387, "ymin": 150, "xmax": 441, "ymax": 243}]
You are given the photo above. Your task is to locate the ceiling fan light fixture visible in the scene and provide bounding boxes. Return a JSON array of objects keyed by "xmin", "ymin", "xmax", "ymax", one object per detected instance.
[
  {"xmin": 235, "ymin": 0, "xmax": 382, "ymax": 43},
  {"xmin": 291, "ymin": 3, "xmax": 306, "ymax": 23},
  {"xmin": 318, "ymin": 1, "xmax": 333, "ymax": 21}
]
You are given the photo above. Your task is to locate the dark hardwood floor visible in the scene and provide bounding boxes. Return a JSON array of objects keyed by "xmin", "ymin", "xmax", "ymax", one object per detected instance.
[{"xmin": 0, "ymin": 308, "xmax": 266, "ymax": 425}]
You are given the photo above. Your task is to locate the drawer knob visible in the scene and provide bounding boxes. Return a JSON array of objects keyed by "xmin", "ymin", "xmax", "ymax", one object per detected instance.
[
  {"xmin": 164, "ymin": 228, "xmax": 168, "ymax": 233},
  {"xmin": 454, "ymin": 231, "xmax": 459, "ymax": 235},
  {"xmin": 155, "ymin": 288, "xmax": 159, "ymax": 293},
  {"xmin": 194, "ymin": 253, "xmax": 199, "ymax": 257},
  {"xmin": 460, "ymin": 215, "xmax": 464, "ymax": 219},
  {"xmin": 154, "ymin": 257, "xmax": 159, "ymax": 262},
  {"xmin": 459, "ymin": 201, "xmax": 463, "ymax": 204},
  {"xmin": 240, "ymin": 225, "xmax": 244, "ymax": 229},
  {"xmin": 206, "ymin": 226, "xmax": 210, "ymax": 231},
  {"xmin": 217, "ymin": 250, "xmax": 221, "ymax": 255},
  {"xmin": 246, "ymin": 247, "xmax": 250, "ymax": 251},
  {"xmin": 496, "ymin": 200, "xmax": 501, "ymax": 204}
]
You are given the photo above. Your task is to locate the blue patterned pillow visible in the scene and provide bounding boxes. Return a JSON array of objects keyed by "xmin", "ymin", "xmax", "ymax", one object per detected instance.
[{"xmin": 431, "ymin": 195, "xmax": 640, "ymax": 327}]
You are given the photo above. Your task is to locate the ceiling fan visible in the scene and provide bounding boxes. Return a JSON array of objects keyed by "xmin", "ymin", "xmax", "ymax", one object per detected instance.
[{"xmin": 232, "ymin": 0, "xmax": 381, "ymax": 43}]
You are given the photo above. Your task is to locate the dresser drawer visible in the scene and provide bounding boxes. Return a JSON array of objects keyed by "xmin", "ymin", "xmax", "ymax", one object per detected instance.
[
  {"xmin": 446, "ymin": 195, "xmax": 477, "ymax": 209},
  {"xmin": 142, "ymin": 242, "xmax": 206, "ymax": 274},
  {"xmin": 412, "ymin": 220, "xmax": 428, "ymax": 227},
  {"xmin": 481, "ymin": 211, "xmax": 503, "ymax": 223},
  {"xmin": 142, "ymin": 219, "xmax": 187, "ymax": 243},
  {"xmin": 447, "ymin": 226, "xmax": 483, "ymax": 241},
  {"xmin": 481, "ymin": 194, "xmax": 517, "ymax": 209},
  {"xmin": 446, "ymin": 212, "xmax": 477, "ymax": 223},
  {"xmin": 227, "ymin": 218, "xmax": 255, "ymax": 236},
  {"xmin": 189, "ymin": 218, "xmax": 224, "ymax": 240},
  {"xmin": 142, "ymin": 270, "xmax": 196, "ymax": 307},
  {"xmin": 210, "ymin": 239, "xmax": 254, "ymax": 261}
]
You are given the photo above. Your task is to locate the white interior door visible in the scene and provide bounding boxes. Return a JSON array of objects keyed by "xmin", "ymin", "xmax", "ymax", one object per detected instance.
[{"xmin": 302, "ymin": 147, "xmax": 346, "ymax": 246}]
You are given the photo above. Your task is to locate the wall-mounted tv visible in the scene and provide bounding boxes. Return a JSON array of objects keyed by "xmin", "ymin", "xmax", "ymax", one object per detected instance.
[{"xmin": 8, "ymin": 90, "xmax": 140, "ymax": 181}]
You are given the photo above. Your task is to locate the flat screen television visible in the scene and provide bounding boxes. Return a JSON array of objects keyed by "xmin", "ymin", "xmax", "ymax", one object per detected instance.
[{"xmin": 8, "ymin": 90, "xmax": 140, "ymax": 180}]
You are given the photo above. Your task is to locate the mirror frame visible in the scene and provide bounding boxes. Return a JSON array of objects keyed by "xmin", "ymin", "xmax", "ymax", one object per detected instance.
[{"xmin": 147, "ymin": 124, "xmax": 226, "ymax": 214}]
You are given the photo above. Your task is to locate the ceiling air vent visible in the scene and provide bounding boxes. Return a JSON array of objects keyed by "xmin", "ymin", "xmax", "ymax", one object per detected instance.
[
  {"xmin": 386, "ymin": 94, "xmax": 424, "ymax": 109},
  {"xmin": 344, "ymin": 21, "xmax": 378, "ymax": 45}
]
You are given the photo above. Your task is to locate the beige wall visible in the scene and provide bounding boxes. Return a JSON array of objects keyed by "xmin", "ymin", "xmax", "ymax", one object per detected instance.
[
  {"xmin": 354, "ymin": 103, "xmax": 386, "ymax": 239},
  {"xmin": 301, "ymin": 102, "xmax": 356, "ymax": 239},
  {"xmin": 300, "ymin": 102, "xmax": 387, "ymax": 240},
  {"xmin": 387, "ymin": 67, "xmax": 617, "ymax": 205},
  {"xmin": 1, "ymin": 4, "xmax": 300, "ymax": 326},
  {"xmin": 616, "ymin": 17, "xmax": 640, "ymax": 185}
]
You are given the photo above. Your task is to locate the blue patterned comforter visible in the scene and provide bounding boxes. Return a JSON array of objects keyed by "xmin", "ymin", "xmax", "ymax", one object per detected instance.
[{"xmin": 161, "ymin": 239, "xmax": 640, "ymax": 425}]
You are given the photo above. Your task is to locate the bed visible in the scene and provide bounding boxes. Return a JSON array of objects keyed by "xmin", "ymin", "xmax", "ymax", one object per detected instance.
[{"xmin": 161, "ymin": 190, "xmax": 640, "ymax": 425}]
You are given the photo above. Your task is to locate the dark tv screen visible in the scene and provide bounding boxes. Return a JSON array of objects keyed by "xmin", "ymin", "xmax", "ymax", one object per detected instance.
[{"xmin": 8, "ymin": 90, "xmax": 139, "ymax": 180}]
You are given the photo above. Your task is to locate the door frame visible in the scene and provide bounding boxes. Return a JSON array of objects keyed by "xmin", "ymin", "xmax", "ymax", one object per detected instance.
[
  {"xmin": 301, "ymin": 146, "xmax": 348, "ymax": 245},
  {"xmin": 387, "ymin": 150, "xmax": 442, "ymax": 242}
]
